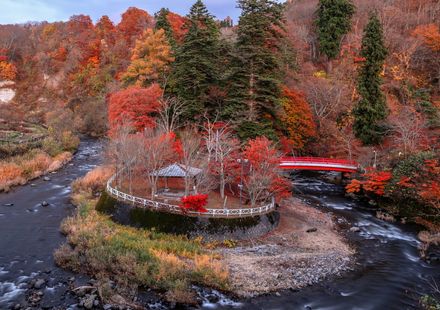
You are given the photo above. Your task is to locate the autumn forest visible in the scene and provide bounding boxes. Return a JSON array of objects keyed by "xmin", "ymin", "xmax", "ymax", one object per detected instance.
[{"xmin": 0, "ymin": 0, "xmax": 439, "ymax": 308}]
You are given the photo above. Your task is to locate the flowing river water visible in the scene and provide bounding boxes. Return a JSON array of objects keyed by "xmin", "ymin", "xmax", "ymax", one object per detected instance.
[{"xmin": 0, "ymin": 140, "xmax": 439, "ymax": 309}]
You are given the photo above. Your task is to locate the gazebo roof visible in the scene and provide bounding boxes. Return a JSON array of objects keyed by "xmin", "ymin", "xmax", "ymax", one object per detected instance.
[{"xmin": 150, "ymin": 163, "xmax": 202, "ymax": 178}]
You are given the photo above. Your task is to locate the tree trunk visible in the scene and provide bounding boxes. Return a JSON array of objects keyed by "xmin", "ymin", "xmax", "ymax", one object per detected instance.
[{"xmin": 326, "ymin": 57, "xmax": 333, "ymax": 74}]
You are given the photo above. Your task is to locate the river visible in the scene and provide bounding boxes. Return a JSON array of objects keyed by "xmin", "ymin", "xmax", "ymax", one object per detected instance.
[
  {"xmin": 0, "ymin": 140, "xmax": 439, "ymax": 309},
  {"xmin": 0, "ymin": 139, "xmax": 103, "ymax": 309}
]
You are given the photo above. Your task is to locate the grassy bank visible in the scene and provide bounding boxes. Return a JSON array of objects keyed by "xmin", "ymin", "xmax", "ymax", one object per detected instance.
[
  {"xmin": 55, "ymin": 166, "xmax": 229, "ymax": 305},
  {"xmin": 0, "ymin": 149, "xmax": 72, "ymax": 192},
  {"xmin": 0, "ymin": 120, "xmax": 80, "ymax": 192}
]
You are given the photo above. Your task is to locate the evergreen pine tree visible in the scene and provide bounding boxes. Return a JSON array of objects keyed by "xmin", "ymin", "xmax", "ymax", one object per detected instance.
[
  {"xmin": 171, "ymin": 0, "xmax": 220, "ymax": 120},
  {"xmin": 227, "ymin": 0, "xmax": 286, "ymax": 139},
  {"xmin": 353, "ymin": 13, "xmax": 388, "ymax": 145},
  {"xmin": 316, "ymin": 0, "xmax": 355, "ymax": 61},
  {"xmin": 155, "ymin": 8, "xmax": 177, "ymax": 50}
]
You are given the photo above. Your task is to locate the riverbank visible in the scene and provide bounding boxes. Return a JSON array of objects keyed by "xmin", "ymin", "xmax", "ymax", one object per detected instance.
[
  {"xmin": 56, "ymin": 166, "xmax": 355, "ymax": 307},
  {"xmin": 56, "ymin": 166, "xmax": 229, "ymax": 306},
  {"xmin": 219, "ymin": 197, "xmax": 354, "ymax": 297},
  {"xmin": 0, "ymin": 139, "xmax": 103, "ymax": 310},
  {"xmin": 0, "ymin": 149, "xmax": 73, "ymax": 192}
]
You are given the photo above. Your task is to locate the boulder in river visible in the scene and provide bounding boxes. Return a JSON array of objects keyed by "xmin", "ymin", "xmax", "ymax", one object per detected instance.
[
  {"xmin": 34, "ymin": 278, "xmax": 46, "ymax": 289},
  {"xmin": 3, "ymin": 203, "xmax": 14, "ymax": 206},
  {"xmin": 43, "ymin": 177, "xmax": 51, "ymax": 181},
  {"xmin": 350, "ymin": 226, "xmax": 360, "ymax": 233},
  {"xmin": 41, "ymin": 201, "xmax": 49, "ymax": 207}
]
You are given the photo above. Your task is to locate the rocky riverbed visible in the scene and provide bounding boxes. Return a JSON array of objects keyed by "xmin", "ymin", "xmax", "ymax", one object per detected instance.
[{"xmin": 219, "ymin": 198, "xmax": 354, "ymax": 297}]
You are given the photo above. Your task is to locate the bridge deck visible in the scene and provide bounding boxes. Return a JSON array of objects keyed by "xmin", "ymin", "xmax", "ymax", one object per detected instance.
[{"xmin": 280, "ymin": 157, "xmax": 359, "ymax": 173}]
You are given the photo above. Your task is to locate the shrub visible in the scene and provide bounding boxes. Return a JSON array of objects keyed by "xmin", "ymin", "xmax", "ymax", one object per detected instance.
[
  {"xmin": 180, "ymin": 194, "xmax": 209, "ymax": 213},
  {"xmin": 42, "ymin": 137, "xmax": 63, "ymax": 157},
  {"xmin": 61, "ymin": 131, "xmax": 80, "ymax": 152}
]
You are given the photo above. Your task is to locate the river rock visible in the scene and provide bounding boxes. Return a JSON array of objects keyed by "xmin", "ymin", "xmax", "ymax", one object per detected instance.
[
  {"xmin": 306, "ymin": 228, "xmax": 317, "ymax": 233},
  {"xmin": 43, "ymin": 177, "xmax": 51, "ymax": 181},
  {"xmin": 13, "ymin": 303, "xmax": 21, "ymax": 310},
  {"xmin": 349, "ymin": 227, "xmax": 360, "ymax": 233},
  {"xmin": 3, "ymin": 203, "xmax": 14, "ymax": 206},
  {"xmin": 41, "ymin": 201, "xmax": 49, "ymax": 207},
  {"xmin": 34, "ymin": 279, "xmax": 46, "ymax": 289},
  {"xmin": 82, "ymin": 294, "xmax": 98, "ymax": 309}
]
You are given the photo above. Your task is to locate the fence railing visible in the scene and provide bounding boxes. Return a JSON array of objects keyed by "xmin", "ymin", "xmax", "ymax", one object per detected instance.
[{"xmin": 106, "ymin": 172, "xmax": 276, "ymax": 219}]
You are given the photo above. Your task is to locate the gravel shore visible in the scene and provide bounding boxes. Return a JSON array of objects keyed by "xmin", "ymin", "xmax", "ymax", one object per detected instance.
[{"xmin": 219, "ymin": 198, "xmax": 354, "ymax": 297}]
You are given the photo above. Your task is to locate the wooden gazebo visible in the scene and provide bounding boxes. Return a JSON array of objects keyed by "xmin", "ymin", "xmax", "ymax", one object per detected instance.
[{"xmin": 151, "ymin": 163, "xmax": 202, "ymax": 192}]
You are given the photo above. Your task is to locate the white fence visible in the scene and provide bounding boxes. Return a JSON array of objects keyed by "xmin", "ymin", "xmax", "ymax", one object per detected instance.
[{"xmin": 106, "ymin": 173, "xmax": 276, "ymax": 218}]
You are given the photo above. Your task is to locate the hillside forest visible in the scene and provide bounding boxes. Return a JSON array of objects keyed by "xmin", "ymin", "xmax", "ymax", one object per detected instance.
[{"xmin": 0, "ymin": 0, "xmax": 439, "ymax": 230}]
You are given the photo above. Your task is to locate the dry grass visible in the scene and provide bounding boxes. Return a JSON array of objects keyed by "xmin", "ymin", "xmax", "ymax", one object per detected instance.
[
  {"xmin": 72, "ymin": 165, "xmax": 114, "ymax": 196},
  {"xmin": 55, "ymin": 167, "xmax": 230, "ymax": 305},
  {"xmin": 0, "ymin": 150, "xmax": 73, "ymax": 192}
]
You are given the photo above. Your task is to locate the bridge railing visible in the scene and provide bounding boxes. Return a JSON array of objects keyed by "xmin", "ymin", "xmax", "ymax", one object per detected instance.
[
  {"xmin": 106, "ymin": 171, "xmax": 276, "ymax": 219},
  {"xmin": 281, "ymin": 157, "xmax": 358, "ymax": 166}
]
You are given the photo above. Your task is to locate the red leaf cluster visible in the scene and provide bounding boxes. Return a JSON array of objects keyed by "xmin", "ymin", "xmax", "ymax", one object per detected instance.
[
  {"xmin": 346, "ymin": 171, "xmax": 392, "ymax": 196},
  {"xmin": 117, "ymin": 7, "xmax": 154, "ymax": 43},
  {"xmin": 180, "ymin": 194, "xmax": 209, "ymax": 213},
  {"xmin": 167, "ymin": 12, "xmax": 188, "ymax": 44},
  {"xmin": 108, "ymin": 84, "xmax": 162, "ymax": 135}
]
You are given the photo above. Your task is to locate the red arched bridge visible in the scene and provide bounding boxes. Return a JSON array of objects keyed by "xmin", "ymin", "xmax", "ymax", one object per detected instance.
[{"xmin": 280, "ymin": 157, "xmax": 359, "ymax": 173}]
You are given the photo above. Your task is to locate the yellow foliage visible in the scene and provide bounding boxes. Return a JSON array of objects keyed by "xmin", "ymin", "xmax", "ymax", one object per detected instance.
[
  {"xmin": 122, "ymin": 28, "xmax": 174, "ymax": 86},
  {"xmin": 313, "ymin": 70, "xmax": 327, "ymax": 78}
]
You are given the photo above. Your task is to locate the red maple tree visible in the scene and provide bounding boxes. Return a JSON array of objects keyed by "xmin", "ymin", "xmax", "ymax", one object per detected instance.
[
  {"xmin": 242, "ymin": 137, "xmax": 291, "ymax": 205},
  {"xmin": 108, "ymin": 84, "xmax": 162, "ymax": 135},
  {"xmin": 181, "ymin": 194, "xmax": 209, "ymax": 213},
  {"xmin": 117, "ymin": 7, "xmax": 154, "ymax": 44}
]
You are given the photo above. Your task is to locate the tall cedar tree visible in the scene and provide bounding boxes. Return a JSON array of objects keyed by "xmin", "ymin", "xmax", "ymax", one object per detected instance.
[
  {"xmin": 155, "ymin": 8, "xmax": 177, "ymax": 50},
  {"xmin": 353, "ymin": 13, "xmax": 388, "ymax": 145},
  {"xmin": 227, "ymin": 0, "xmax": 286, "ymax": 140},
  {"xmin": 171, "ymin": 0, "xmax": 220, "ymax": 120},
  {"xmin": 316, "ymin": 0, "xmax": 355, "ymax": 61}
]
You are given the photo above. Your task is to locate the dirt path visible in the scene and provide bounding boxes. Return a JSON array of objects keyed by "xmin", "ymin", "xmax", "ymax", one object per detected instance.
[{"xmin": 219, "ymin": 198, "xmax": 354, "ymax": 297}]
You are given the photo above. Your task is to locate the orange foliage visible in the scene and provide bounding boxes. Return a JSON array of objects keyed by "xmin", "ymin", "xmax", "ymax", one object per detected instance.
[
  {"xmin": 108, "ymin": 84, "xmax": 162, "ymax": 135},
  {"xmin": 347, "ymin": 171, "xmax": 392, "ymax": 196},
  {"xmin": 21, "ymin": 153, "xmax": 52, "ymax": 176},
  {"xmin": 280, "ymin": 87, "xmax": 317, "ymax": 150},
  {"xmin": 0, "ymin": 163, "xmax": 22, "ymax": 185},
  {"xmin": 96, "ymin": 15, "xmax": 115, "ymax": 38},
  {"xmin": 0, "ymin": 61, "xmax": 17, "ymax": 80},
  {"xmin": 362, "ymin": 171, "xmax": 392, "ymax": 196},
  {"xmin": 346, "ymin": 179, "xmax": 363, "ymax": 193},
  {"xmin": 117, "ymin": 7, "xmax": 154, "ymax": 43},
  {"xmin": 51, "ymin": 46, "xmax": 68, "ymax": 62},
  {"xmin": 167, "ymin": 12, "xmax": 188, "ymax": 43},
  {"xmin": 412, "ymin": 24, "xmax": 440, "ymax": 52}
]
